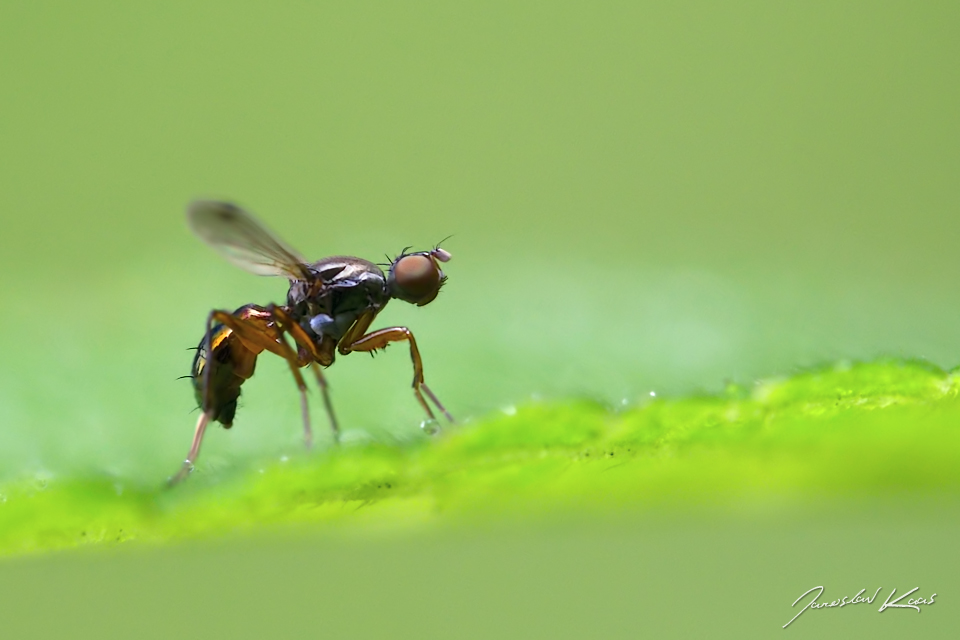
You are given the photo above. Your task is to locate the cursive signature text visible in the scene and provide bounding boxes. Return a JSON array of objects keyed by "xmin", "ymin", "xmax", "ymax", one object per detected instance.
[{"xmin": 783, "ymin": 586, "xmax": 936, "ymax": 628}]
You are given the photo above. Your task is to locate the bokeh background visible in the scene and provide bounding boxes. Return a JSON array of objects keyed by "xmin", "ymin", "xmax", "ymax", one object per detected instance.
[{"xmin": 1, "ymin": 1, "xmax": 957, "ymax": 637}]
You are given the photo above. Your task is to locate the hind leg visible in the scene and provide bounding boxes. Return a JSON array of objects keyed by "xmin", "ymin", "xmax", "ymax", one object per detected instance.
[
  {"xmin": 168, "ymin": 412, "xmax": 212, "ymax": 487},
  {"xmin": 209, "ymin": 307, "xmax": 316, "ymax": 449},
  {"xmin": 171, "ymin": 314, "xmax": 259, "ymax": 487}
]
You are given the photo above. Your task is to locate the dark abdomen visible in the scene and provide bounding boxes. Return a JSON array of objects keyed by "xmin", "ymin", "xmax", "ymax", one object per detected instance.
[{"xmin": 192, "ymin": 318, "xmax": 258, "ymax": 428}]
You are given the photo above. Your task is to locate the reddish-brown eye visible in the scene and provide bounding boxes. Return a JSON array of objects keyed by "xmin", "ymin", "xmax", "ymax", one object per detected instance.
[{"xmin": 394, "ymin": 254, "xmax": 440, "ymax": 298}]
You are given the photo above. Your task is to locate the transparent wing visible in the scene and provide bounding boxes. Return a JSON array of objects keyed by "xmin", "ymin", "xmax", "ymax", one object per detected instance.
[{"xmin": 186, "ymin": 200, "xmax": 311, "ymax": 280}]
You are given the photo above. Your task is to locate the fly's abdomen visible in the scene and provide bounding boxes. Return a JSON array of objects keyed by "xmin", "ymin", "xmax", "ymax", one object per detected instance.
[{"xmin": 192, "ymin": 324, "xmax": 258, "ymax": 428}]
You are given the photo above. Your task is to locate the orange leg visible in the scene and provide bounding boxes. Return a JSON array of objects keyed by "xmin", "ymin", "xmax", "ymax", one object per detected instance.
[
  {"xmin": 212, "ymin": 308, "xmax": 316, "ymax": 449},
  {"xmin": 340, "ymin": 323, "xmax": 453, "ymax": 423},
  {"xmin": 202, "ymin": 307, "xmax": 314, "ymax": 450},
  {"xmin": 169, "ymin": 309, "xmax": 223, "ymax": 486},
  {"xmin": 268, "ymin": 305, "xmax": 340, "ymax": 443},
  {"xmin": 171, "ymin": 305, "xmax": 333, "ymax": 486}
]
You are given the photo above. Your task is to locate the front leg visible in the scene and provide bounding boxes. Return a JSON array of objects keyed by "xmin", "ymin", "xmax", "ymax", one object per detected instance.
[{"xmin": 339, "ymin": 321, "xmax": 453, "ymax": 423}]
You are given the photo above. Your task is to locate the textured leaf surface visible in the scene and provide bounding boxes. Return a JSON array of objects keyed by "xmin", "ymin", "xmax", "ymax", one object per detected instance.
[{"xmin": 3, "ymin": 359, "xmax": 959, "ymax": 556}]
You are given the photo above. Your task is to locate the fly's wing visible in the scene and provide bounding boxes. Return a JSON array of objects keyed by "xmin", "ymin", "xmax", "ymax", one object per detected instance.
[{"xmin": 186, "ymin": 200, "xmax": 312, "ymax": 280}]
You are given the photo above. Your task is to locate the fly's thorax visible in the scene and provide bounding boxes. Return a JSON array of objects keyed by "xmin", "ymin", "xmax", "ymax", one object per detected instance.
[
  {"xmin": 287, "ymin": 256, "xmax": 390, "ymax": 342},
  {"xmin": 308, "ymin": 280, "xmax": 389, "ymax": 341},
  {"xmin": 311, "ymin": 256, "xmax": 386, "ymax": 285},
  {"xmin": 287, "ymin": 257, "xmax": 387, "ymax": 307}
]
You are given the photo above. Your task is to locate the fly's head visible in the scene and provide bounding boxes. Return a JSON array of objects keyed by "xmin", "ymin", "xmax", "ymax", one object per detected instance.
[{"xmin": 386, "ymin": 244, "xmax": 451, "ymax": 306}]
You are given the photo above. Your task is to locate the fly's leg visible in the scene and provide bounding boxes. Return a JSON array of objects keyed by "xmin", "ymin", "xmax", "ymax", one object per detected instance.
[
  {"xmin": 277, "ymin": 330, "xmax": 313, "ymax": 449},
  {"xmin": 211, "ymin": 308, "xmax": 315, "ymax": 449},
  {"xmin": 168, "ymin": 411, "xmax": 212, "ymax": 487},
  {"xmin": 309, "ymin": 362, "xmax": 339, "ymax": 443},
  {"xmin": 170, "ymin": 305, "xmax": 317, "ymax": 487},
  {"xmin": 268, "ymin": 305, "xmax": 340, "ymax": 444},
  {"xmin": 340, "ymin": 325, "xmax": 454, "ymax": 424},
  {"xmin": 169, "ymin": 310, "xmax": 222, "ymax": 487}
]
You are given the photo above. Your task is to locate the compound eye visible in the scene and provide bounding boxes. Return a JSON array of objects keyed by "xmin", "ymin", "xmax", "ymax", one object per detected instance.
[{"xmin": 393, "ymin": 254, "xmax": 440, "ymax": 300}]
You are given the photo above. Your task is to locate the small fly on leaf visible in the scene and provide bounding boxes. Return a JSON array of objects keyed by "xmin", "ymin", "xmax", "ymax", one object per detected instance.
[{"xmin": 169, "ymin": 200, "xmax": 453, "ymax": 485}]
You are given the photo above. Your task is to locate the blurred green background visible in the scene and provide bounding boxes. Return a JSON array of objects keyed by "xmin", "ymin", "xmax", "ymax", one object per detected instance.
[{"xmin": 0, "ymin": 1, "xmax": 957, "ymax": 637}]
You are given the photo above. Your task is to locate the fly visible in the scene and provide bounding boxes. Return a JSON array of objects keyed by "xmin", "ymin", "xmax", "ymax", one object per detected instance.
[{"xmin": 169, "ymin": 200, "xmax": 453, "ymax": 485}]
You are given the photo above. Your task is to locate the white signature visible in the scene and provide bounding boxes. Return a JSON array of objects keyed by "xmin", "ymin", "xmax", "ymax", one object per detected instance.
[{"xmin": 783, "ymin": 586, "xmax": 937, "ymax": 628}]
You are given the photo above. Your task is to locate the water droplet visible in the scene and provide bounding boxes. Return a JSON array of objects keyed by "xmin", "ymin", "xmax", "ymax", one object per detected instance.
[
  {"xmin": 502, "ymin": 405, "xmax": 517, "ymax": 416},
  {"xmin": 621, "ymin": 398, "xmax": 629, "ymax": 406},
  {"xmin": 34, "ymin": 470, "xmax": 54, "ymax": 491},
  {"xmin": 649, "ymin": 391, "xmax": 657, "ymax": 397},
  {"xmin": 420, "ymin": 419, "xmax": 440, "ymax": 435},
  {"xmin": 280, "ymin": 455, "xmax": 289, "ymax": 463}
]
